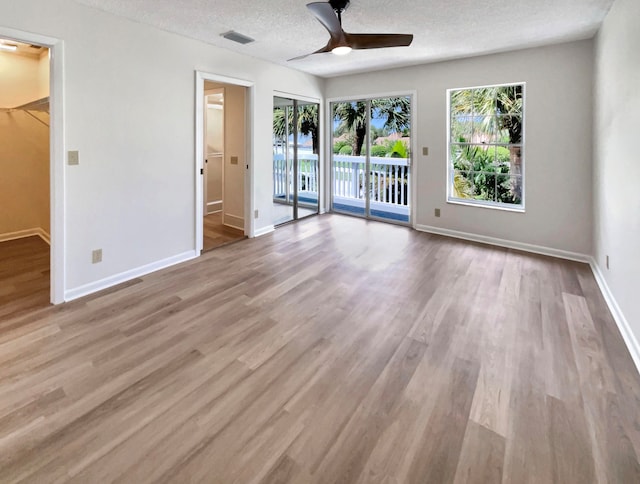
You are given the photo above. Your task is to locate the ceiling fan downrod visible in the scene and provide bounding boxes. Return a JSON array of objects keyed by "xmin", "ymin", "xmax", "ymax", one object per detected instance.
[
  {"xmin": 329, "ymin": 0, "xmax": 349, "ymax": 25},
  {"xmin": 329, "ymin": 0, "xmax": 350, "ymax": 14}
]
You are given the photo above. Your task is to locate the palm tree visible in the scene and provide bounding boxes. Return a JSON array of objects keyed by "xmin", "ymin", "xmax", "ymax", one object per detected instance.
[
  {"xmin": 273, "ymin": 104, "xmax": 319, "ymax": 154},
  {"xmin": 333, "ymin": 97, "xmax": 410, "ymax": 156}
]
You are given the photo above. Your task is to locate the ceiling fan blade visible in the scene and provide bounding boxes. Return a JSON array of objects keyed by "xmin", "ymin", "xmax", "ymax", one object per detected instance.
[
  {"xmin": 307, "ymin": 2, "xmax": 343, "ymax": 39},
  {"xmin": 287, "ymin": 44, "xmax": 333, "ymax": 62},
  {"xmin": 345, "ymin": 33, "xmax": 413, "ymax": 50}
]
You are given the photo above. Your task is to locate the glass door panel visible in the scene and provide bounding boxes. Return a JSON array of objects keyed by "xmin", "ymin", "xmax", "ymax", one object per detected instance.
[
  {"xmin": 273, "ymin": 97, "xmax": 294, "ymax": 225},
  {"xmin": 367, "ymin": 96, "xmax": 411, "ymax": 223},
  {"xmin": 296, "ymin": 100, "xmax": 320, "ymax": 219},
  {"xmin": 331, "ymin": 96, "xmax": 411, "ymax": 224},
  {"xmin": 331, "ymin": 101, "xmax": 367, "ymax": 217},
  {"xmin": 272, "ymin": 96, "xmax": 320, "ymax": 225}
]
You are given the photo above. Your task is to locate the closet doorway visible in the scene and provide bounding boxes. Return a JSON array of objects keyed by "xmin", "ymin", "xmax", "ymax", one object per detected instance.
[
  {"xmin": 201, "ymin": 80, "xmax": 247, "ymax": 251},
  {"xmin": 0, "ymin": 39, "xmax": 51, "ymax": 313}
]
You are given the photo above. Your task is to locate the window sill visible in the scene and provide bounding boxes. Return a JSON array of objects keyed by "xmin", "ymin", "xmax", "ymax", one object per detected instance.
[{"xmin": 447, "ymin": 198, "xmax": 525, "ymax": 213}]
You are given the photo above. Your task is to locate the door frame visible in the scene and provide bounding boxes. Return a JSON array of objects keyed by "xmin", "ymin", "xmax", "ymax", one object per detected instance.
[
  {"xmin": 0, "ymin": 26, "xmax": 66, "ymax": 304},
  {"xmin": 326, "ymin": 90, "xmax": 418, "ymax": 228},
  {"xmin": 195, "ymin": 71, "xmax": 254, "ymax": 252}
]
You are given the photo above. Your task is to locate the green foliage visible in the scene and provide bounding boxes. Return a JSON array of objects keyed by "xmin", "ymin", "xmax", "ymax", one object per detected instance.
[
  {"xmin": 386, "ymin": 140, "xmax": 409, "ymax": 158},
  {"xmin": 370, "ymin": 125, "xmax": 386, "ymax": 140},
  {"xmin": 453, "ymin": 173, "xmax": 473, "ymax": 199},
  {"xmin": 370, "ymin": 145, "xmax": 388, "ymax": 157},
  {"xmin": 451, "ymin": 145, "xmax": 521, "ymax": 204},
  {"xmin": 333, "ymin": 140, "xmax": 350, "ymax": 154},
  {"xmin": 487, "ymin": 146, "xmax": 511, "ymax": 164},
  {"xmin": 339, "ymin": 145, "xmax": 353, "ymax": 155}
]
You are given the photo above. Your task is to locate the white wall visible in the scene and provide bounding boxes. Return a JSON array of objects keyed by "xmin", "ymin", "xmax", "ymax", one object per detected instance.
[
  {"xmin": 326, "ymin": 40, "xmax": 594, "ymax": 255},
  {"xmin": 0, "ymin": 0, "xmax": 323, "ymax": 295},
  {"xmin": 594, "ymin": 0, "xmax": 640, "ymax": 345}
]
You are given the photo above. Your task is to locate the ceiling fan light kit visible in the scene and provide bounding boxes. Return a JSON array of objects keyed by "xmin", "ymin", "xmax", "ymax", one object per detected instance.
[
  {"xmin": 289, "ymin": 0, "xmax": 413, "ymax": 61},
  {"xmin": 331, "ymin": 45, "xmax": 352, "ymax": 55}
]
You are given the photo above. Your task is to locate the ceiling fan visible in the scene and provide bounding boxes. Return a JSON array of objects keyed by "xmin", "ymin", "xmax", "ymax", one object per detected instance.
[{"xmin": 288, "ymin": 0, "xmax": 413, "ymax": 61}]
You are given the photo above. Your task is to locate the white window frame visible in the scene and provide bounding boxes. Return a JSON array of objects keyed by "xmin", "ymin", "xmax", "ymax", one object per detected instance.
[{"xmin": 446, "ymin": 82, "xmax": 526, "ymax": 212}]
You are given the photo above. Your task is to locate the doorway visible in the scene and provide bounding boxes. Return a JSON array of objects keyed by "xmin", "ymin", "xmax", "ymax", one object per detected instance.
[
  {"xmin": 201, "ymin": 80, "xmax": 247, "ymax": 251},
  {"xmin": 330, "ymin": 95, "xmax": 412, "ymax": 225},
  {"xmin": 272, "ymin": 96, "xmax": 320, "ymax": 225},
  {"xmin": 0, "ymin": 39, "xmax": 51, "ymax": 313}
]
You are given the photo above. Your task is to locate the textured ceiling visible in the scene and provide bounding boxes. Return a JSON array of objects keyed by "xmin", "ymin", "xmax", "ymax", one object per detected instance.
[{"xmin": 73, "ymin": 0, "xmax": 614, "ymax": 78}]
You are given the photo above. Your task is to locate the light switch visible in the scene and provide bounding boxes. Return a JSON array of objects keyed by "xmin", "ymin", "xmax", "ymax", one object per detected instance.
[
  {"xmin": 68, "ymin": 150, "xmax": 80, "ymax": 165},
  {"xmin": 422, "ymin": 147, "xmax": 429, "ymax": 156},
  {"xmin": 230, "ymin": 156, "xmax": 239, "ymax": 165}
]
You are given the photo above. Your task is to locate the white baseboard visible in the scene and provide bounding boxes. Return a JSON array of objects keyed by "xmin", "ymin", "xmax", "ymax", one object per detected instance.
[
  {"xmin": 64, "ymin": 250, "xmax": 198, "ymax": 302},
  {"xmin": 223, "ymin": 213, "xmax": 244, "ymax": 231},
  {"xmin": 36, "ymin": 228, "xmax": 51, "ymax": 244},
  {"xmin": 589, "ymin": 258, "xmax": 640, "ymax": 375},
  {"xmin": 0, "ymin": 227, "xmax": 51, "ymax": 245},
  {"xmin": 254, "ymin": 225, "xmax": 275, "ymax": 237},
  {"xmin": 415, "ymin": 224, "xmax": 590, "ymax": 263}
]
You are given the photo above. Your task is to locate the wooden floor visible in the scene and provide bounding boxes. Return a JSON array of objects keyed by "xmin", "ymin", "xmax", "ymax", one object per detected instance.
[
  {"xmin": 1, "ymin": 214, "xmax": 640, "ymax": 483},
  {"xmin": 203, "ymin": 212, "xmax": 245, "ymax": 252},
  {"xmin": 0, "ymin": 236, "xmax": 50, "ymax": 320}
]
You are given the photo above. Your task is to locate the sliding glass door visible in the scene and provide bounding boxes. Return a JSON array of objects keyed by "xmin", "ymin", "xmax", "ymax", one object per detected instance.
[
  {"xmin": 331, "ymin": 95, "xmax": 411, "ymax": 224},
  {"xmin": 272, "ymin": 97, "xmax": 319, "ymax": 225}
]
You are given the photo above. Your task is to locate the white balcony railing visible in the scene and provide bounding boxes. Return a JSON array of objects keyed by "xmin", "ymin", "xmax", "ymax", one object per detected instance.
[
  {"xmin": 273, "ymin": 154, "xmax": 319, "ymax": 203},
  {"xmin": 332, "ymin": 155, "xmax": 410, "ymax": 206},
  {"xmin": 272, "ymin": 154, "xmax": 410, "ymax": 218}
]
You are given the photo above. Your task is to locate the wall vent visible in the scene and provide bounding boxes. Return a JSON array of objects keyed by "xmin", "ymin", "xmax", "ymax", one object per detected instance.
[{"xmin": 221, "ymin": 31, "xmax": 255, "ymax": 45}]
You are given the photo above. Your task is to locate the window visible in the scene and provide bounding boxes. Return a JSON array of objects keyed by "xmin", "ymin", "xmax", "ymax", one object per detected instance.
[{"xmin": 447, "ymin": 83, "xmax": 524, "ymax": 210}]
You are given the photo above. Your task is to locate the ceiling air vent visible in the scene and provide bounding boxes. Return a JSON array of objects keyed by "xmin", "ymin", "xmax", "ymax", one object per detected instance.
[{"xmin": 221, "ymin": 31, "xmax": 255, "ymax": 45}]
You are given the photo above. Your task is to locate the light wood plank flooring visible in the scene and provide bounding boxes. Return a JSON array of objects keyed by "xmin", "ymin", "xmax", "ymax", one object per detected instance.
[
  {"xmin": 1, "ymin": 214, "xmax": 639, "ymax": 483},
  {"xmin": 203, "ymin": 212, "xmax": 245, "ymax": 252}
]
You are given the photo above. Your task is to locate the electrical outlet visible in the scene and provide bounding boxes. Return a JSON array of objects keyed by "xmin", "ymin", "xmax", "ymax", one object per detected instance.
[
  {"xmin": 606, "ymin": 255, "xmax": 609, "ymax": 270},
  {"xmin": 434, "ymin": 208, "xmax": 441, "ymax": 217},
  {"xmin": 254, "ymin": 209, "xmax": 259, "ymax": 219},
  {"xmin": 68, "ymin": 150, "xmax": 79, "ymax": 165},
  {"xmin": 92, "ymin": 249, "xmax": 102, "ymax": 264}
]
